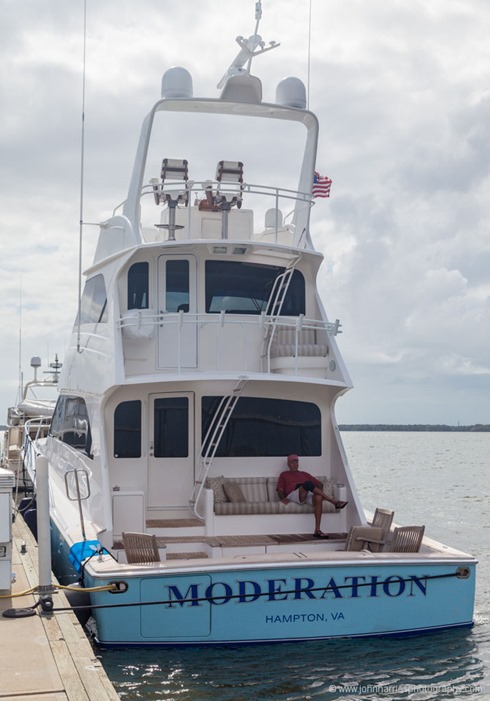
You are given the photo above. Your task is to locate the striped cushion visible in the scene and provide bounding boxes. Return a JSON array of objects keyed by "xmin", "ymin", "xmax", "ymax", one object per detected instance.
[
  {"xmin": 214, "ymin": 500, "xmax": 335, "ymax": 515},
  {"xmin": 222, "ymin": 476, "xmax": 268, "ymax": 502},
  {"xmin": 270, "ymin": 327, "xmax": 329, "ymax": 358},
  {"xmin": 212, "ymin": 476, "xmax": 336, "ymax": 514}
]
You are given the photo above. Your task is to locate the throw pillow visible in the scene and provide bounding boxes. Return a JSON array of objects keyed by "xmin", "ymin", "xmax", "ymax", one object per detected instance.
[
  {"xmin": 205, "ymin": 475, "xmax": 227, "ymax": 503},
  {"xmin": 223, "ymin": 482, "xmax": 246, "ymax": 503}
]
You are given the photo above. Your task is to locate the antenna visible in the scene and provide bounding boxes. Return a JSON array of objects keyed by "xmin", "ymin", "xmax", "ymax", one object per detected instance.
[
  {"xmin": 16, "ymin": 276, "xmax": 23, "ymax": 406},
  {"xmin": 247, "ymin": 1, "xmax": 263, "ymax": 73},
  {"xmin": 217, "ymin": 0, "xmax": 279, "ymax": 89},
  {"xmin": 307, "ymin": 0, "xmax": 312, "ymax": 109},
  {"xmin": 77, "ymin": 0, "xmax": 87, "ymax": 353}
]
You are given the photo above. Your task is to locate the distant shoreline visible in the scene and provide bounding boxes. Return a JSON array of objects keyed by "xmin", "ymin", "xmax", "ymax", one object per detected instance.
[
  {"xmin": 2, "ymin": 424, "xmax": 489, "ymax": 433},
  {"xmin": 338, "ymin": 424, "xmax": 490, "ymax": 432}
]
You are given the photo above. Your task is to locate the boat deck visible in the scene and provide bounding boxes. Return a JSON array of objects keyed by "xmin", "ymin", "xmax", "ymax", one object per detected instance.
[
  {"xmin": 0, "ymin": 513, "xmax": 119, "ymax": 701},
  {"xmin": 114, "ymin": 531, "xmax": 349, "ymax": 559}
]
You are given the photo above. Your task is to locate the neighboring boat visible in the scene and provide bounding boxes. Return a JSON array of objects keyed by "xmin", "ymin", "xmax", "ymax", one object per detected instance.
[
  {"xmin": 1, "ymin": 355, "xmax": 60, "ymax": 491},
  {"xmin": 21, "ymin": 6, "xmax": 476, "ymax": 646}
]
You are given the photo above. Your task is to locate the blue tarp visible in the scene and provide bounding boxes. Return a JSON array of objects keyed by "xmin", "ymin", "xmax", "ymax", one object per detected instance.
[{"xmin": 68, "ymin": 540, "xmax": 101, "ymax": 572}]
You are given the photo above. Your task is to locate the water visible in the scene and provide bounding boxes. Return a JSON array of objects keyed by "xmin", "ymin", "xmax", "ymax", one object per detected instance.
[{"xmin": 99, "ymin": 432, "xmax": 490, "ymax": 700}]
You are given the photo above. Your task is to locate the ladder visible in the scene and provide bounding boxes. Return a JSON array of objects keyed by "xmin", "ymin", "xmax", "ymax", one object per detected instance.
[
  {"xmin": 189, "ymin": 376, "xmax": 248, "ymax": 519},
  {"xmin": 263, "ymin": 256, "xmax": 300, "ymax": 370}
]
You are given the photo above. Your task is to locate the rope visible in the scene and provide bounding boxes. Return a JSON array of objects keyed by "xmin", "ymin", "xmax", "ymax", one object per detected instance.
[
  {"xmin": 0, "ymin": 582, "xmax": 117, "ymax": 600},
  {"xmin": 48, "ymin": 570, "xmax": 466, "ymax": 613}
]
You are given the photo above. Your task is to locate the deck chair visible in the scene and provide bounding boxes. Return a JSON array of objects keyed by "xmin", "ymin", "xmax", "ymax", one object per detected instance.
[
  {"xmin": 344, "ymin": 507, "xmax": 394, "ymax": 552},
  {"xmin": 387, "ymin": 525, "xmax": 425, "ymax": 553},
  {"xmin": 344, "ymin": 526, "xmax": 384, "ymax": 552},
  {"xmin": 372, "ymin": 508, "xmax": 394, "ymax": 535},
  {"xmin": 122, "ymin": 532, "xmax": 161, "ymax": 564},
  {"xmin": 367, "ymin": 508, "xmax": 395, "ymax": 550}
]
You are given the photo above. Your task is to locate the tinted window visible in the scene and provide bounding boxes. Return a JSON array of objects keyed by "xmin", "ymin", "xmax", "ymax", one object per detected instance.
[
  {"xmin": 50, "ymin": 395, "xmax": 92, "ymax": 457},
  {"xmin": 166, "ymin": 260, "xmax": 189, "ymax": 312},
  {"xmin": 202, "ymin": 396, "xmax": 321, "ymax": 457},
  {"xmin": 128, "ymin": 262, "xmax": 149, "ymax": 310},
  {"xmin": 78, "ymin": 274, "xmax": 108, "ymax": 324},
  {"xmin": 154, "ymin": 397, "xmax": 188, "ymax": 457},
  {"xmin": 205, "ymin": 261, "xmax": 305, "ymax": 315},
  {"xmin": 114, "ymin": 400, "xmax": 141, "ymax": 458}
]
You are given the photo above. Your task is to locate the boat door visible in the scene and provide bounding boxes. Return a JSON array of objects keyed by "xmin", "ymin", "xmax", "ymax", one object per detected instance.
[
  {"xmin": 147, "ymin": 392, "xmax": 195, "ymax": 510},
  {"xmin": 157, "ymin": 255, "xmax": 197, "ymax": 368}
]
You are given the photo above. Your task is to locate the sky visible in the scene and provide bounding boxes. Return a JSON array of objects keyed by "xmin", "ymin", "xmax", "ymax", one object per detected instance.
[{"xmin": 0, "ymin": 0, "xmax": 489, "ymax": 426}]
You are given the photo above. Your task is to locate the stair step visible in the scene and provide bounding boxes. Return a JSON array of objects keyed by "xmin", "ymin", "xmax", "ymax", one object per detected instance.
[
  {"xmin": 166, "ymin": 551, "xmax": 208, "ymax": 560},
  {"xmin": 146, "ymin": 518, "xmax": 203, "ymax": 528}
]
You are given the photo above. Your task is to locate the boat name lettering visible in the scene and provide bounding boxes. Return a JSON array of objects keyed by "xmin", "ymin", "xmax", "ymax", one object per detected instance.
[{"xmin": 165, "ymin": 574, "xmax": 428, "ymax": 608}]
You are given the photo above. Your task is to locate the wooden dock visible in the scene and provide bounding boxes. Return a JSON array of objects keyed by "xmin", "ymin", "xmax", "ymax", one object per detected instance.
[{"xmin": 0, "ymin": 513, "xmax": 119, "ymax": 700}]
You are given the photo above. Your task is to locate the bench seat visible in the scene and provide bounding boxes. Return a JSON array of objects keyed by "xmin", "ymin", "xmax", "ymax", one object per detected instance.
[{"xmin": 205, "ymin": 475, "xmax": 337, "ymax": 516}]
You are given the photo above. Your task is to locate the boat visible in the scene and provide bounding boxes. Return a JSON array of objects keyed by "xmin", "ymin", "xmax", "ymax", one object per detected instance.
[
  {"xmin": 1, "ymin": 355, "xmax": 61, "ymax": 494},
  {"xmin": 19, "ymin": 5, "xmax": 476, "ymax": 646}
]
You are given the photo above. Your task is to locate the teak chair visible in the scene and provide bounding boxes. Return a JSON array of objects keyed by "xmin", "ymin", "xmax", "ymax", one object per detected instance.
[
  {"xmin": 371, "ymin": 508, "xmax": 394, "ymax": 537},
  {"xmin": 122, "ymin": 532, "xmax": 161, "ymax": 564},
  {"xmin": 345, "ymin": 508, "xmax": 395, "ymax": 553},
  {"xmin": 387, "ymin": 525, "xmax": 425, "ymax": 553}
]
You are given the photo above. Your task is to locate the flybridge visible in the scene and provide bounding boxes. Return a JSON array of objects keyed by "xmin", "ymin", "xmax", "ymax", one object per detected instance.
[{"xmin": 102, "ymin": 6, "xmax": 319, "ymax": 259}]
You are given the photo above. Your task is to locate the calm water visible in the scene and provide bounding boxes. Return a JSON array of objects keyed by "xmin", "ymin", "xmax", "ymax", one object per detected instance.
[{"xmin": 99, "ymin": 432, "xmax": 490, "ymax": 700}]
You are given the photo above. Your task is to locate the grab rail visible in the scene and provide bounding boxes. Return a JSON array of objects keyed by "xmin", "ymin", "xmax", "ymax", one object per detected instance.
[{"xmin": 119, "ymin": 311, "xmax": 340, "ymax": 374}]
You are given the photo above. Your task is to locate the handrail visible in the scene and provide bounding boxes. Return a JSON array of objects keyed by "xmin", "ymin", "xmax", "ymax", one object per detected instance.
[
  {"xmin": 114, "ymin": 179, "xmax": 315, "ymax": 247},
  {"xmin": 114, "ymin": 180, "xmax": 313, "ymax": 217},
  {"xmin": 23, "ymin": 418, "xmax": 95, "ymax": 543},
  {"xmin": 118, "ymin": 310, "xmax": 340, "ymax": 335},
  {"xmin": 119, "ymin": 311, "xmax": 341, "ymax": 374},
  {"xmin": 190, "ymin": 376, "xmax": 249, "ymax": 520},
  {"xmin": 23, "ymin": 416, "xmax": 52, "ymax": 476},
  {"xmin": 263, "ymin": 256, "xmax": 301, "ymax": 370}
]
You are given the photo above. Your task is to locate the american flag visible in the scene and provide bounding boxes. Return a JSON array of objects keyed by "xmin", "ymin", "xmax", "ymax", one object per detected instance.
[{"xmin": 312, "ymin": 171, "xmax": 332, "ymax": 198}]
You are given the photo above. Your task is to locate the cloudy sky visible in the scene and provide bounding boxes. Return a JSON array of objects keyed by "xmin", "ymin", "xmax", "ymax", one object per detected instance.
[{"xmin": 1, "ymin": 0, "xmax": 489, "ymax": 426}]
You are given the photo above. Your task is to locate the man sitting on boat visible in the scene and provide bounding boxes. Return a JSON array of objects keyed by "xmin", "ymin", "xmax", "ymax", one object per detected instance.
[{"xmin": 277, "ymin": 454, "xmax": 348, "ymax": 539}]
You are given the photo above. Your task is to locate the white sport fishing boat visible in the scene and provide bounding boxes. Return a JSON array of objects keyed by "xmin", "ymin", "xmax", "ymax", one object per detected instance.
[{"xmin": 22, "ymin": 5, "xmax": 476, "ymax": 646}]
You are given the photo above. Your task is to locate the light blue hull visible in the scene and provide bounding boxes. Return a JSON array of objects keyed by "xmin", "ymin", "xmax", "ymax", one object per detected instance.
[{"xmin": 83, "ymin": 561, "xmax": 475, "ymax": 647}]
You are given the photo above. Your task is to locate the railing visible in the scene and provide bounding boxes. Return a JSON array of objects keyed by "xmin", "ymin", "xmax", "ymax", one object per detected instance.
[
  {"xmin": 23, "ymin": 417, "xmax": 52, "ymax": 477},
  {"xmin": 190, "ymin": 376, "xmax": 249, "ymax": 519},
  {"xmin": 23, "ymin": 418, "xmax": 96, "ymax": 542},
  {"xmin": 115, "ymin": 180, "xmax": 315, "ymax": 247},
  {"xmin": 118, "ymin": 310, "xmax": 341, "ymax": 374}
]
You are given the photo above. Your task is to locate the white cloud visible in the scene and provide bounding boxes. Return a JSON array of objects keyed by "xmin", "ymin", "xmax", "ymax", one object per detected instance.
[{"xmin": 0, "ymin": 0, "xmax": 489, "ymax": 425}]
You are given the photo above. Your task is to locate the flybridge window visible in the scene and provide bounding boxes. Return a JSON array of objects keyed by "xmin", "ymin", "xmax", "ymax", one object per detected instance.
[
  {"xmin": 114, "ymin": 400, "xmax": 141, "ymax": 458},
  {"xmin": 50, "ymin": 395, "xmax": 93, "ymax": 458},
  {"xmin": 201, "ymin": 396, "xmax": 321, "ymax": 457},
  {"xmin": 128, "ymin": 262, "xmax": 149, "ymax": 310},
  {"xmin": 205, "ymin": 261, "xmax": 305, "ymax": 315},
  {"xmin": 78, "ymin": 274, "xmax": 108, "ymax": 324}
]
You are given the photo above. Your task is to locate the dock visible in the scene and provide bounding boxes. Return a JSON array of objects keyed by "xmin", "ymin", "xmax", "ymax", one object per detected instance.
[{"xmin": 0, "ymin": 512, "xmax": 119, "ymax": 700}]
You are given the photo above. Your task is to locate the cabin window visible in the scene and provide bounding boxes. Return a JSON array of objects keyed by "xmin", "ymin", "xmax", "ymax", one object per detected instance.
[
  {"xmin": 166, "ymin": 259, "xmax": 190, "ymax": 312},
  {"xmin": 77, "ymin": 274, "xmax": 108, "ymax": 324},
  {"xmin": 50, "ymin": 395, "xmax": 93, "ymax": 458},
  {"xmin": 114, "ymin": 400, "xmax": 141, "ymax": 458},
  {"xmin": 153, "ymin": 396, "xmax": 189, "ymax": 457},
  {"xmin": 205, "ymin": 261, "xmax": 305, "ymax": 315},
  {"xmin": 128, "ymin": 262, "xmax": 149, "ymax": 309},
  {"xmin": 201, "ymin": 396, "xmax": 321, "ymax": 457}
]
